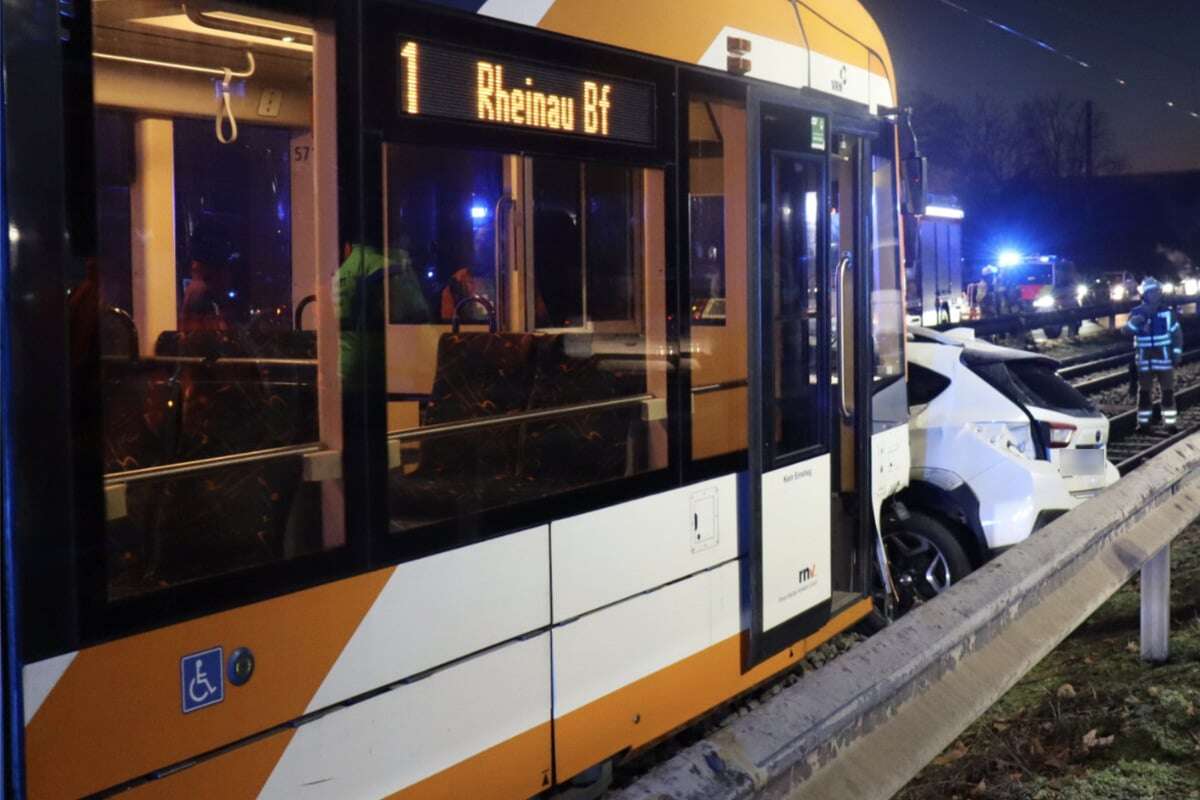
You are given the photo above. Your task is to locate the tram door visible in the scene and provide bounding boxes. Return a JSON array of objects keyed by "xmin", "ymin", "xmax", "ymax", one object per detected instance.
[
  {"xmin": 831, "ymin": 133, "xmax": 865, "ymax": 593},
  {"xmin": 745, "ymin": 98, "xmax": 835, "ymax": 667}
]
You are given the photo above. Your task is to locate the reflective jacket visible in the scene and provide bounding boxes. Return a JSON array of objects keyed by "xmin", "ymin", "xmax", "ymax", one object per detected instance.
[{"xmin": 1127, "ymin": 303, "xmax": 1182, "ymax": 372}]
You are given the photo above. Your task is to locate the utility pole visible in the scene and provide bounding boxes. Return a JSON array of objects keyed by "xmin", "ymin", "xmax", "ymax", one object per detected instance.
[
  {"xmin": 1084, "ymin": 99, "xmax": 1094, "ymax": 179},
  {"xmin": 1082, "ymin": 99, "xmax": 1095, "ymax": 274}
]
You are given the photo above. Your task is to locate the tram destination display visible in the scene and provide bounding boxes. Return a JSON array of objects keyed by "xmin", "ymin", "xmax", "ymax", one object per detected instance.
[{"xmin": 397, "ymin": 38, "xmax": 655, "ymax": 144}]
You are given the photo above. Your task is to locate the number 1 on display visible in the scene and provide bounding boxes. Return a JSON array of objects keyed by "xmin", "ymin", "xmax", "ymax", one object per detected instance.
[{"xmin": 401, "ymin": 41, "xmax": 419, "ymax": 114}]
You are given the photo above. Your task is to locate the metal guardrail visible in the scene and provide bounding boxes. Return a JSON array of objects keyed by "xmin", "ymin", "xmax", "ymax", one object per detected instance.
[
  {"xmin": 934, "ymin": 295, "xmax": 1198, "ymax": 339},
  {"xmin": 615, "ymin": 435, "xmax": 1200, "ymax": 800}
]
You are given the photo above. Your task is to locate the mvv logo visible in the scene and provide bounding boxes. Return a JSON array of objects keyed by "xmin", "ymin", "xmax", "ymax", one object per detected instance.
[{"xmin": 798, "ymin": 564, "xmax": 818, "ymax": 584}]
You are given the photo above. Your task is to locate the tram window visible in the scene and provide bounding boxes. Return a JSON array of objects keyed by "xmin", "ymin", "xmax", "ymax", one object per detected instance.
[
  {"xmin": 769, "ymin": 154, "xmax": 822, "ymax": 457},
  {"xmin": 384, "ymin": 144, "xmax": 670, "ymax": 535},
  {"xmin": 532, "ymin": 159, "xmax": 585, "ymax": 327},
  {"xmin": 871, "ymin": 151, "xmax": 905, "ymax": 382},
  {"xmin": 82, "ymin": 2, "xmax": 341, "ymax": 601},
  {"xmin": 531, "ymin": 160, "xmax": 639, "ymax": 329},
  {"xmin": 173, "ymin": 119, "xmax": 294, "ymax": 327},
  {"xmin": 687, "ymin": 95, "xmax": 749, "ymax": 461},
  {"xmin": 584, "ymin": 163, "xmax": 638, "ymax": 324},
  {"xmin": 385, "ymin": 147, "xmax": 501, "ymax": 325},
  {"xmin": 95, "ymin": 110, "xmax": 136, "ymax": 322}
]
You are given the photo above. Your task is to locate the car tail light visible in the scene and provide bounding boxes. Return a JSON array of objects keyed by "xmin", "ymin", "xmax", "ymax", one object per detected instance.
[{"xmin": 1045, "ymin": 422, "xmax": 1076, "ymax": 448}]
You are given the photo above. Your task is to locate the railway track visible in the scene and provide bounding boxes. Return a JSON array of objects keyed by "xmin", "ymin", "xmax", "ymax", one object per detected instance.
[
  {"xmin": 1106, "ymin": 382, "xmax": 1200, "ymax": 474},
  {"xmin": 1056, "ymin": 345, "xmax": 1134, "ymax": 378},
  {"xmin": 1063, "ymin": 348, "xmax": 1200, "ymax": 396},
  {"xmin": 1073, "ymin": 346, "xmax": 1200, "ymax": 474}
]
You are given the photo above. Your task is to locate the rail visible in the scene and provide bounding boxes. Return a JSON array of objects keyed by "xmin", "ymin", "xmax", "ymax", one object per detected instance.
[
  {"xmin": 1068, "ymin": 348, "xmax": 1200, "ymax": 395},
  {"xmin": 104, "ymin": 442, "xmax": 322, "ymax": 487},
  {"xmin": 616, "ymin": 434, "xmax": 1200, "ymax": 800},
  {"xmin": 387, "ymin": 393, "xmax": 657, "ymax": 443},
  {"xmin": 101, "ymin": 355, "xmax": 317, "ymax": 368},
  {"xmin": 691, "ymin": 379, "xmax": 749, "ymax": 396},
  {"xmin": 1056, "ymin": 348, "xmax": 1131, "ymax": 379},
  {"xmin": 1107, "ymin": 382, "xmax": 1200, "ymax": 473}
]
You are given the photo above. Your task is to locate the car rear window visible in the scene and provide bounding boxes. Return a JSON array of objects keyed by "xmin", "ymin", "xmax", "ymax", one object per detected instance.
[
  {"xmin": 908, "ymin": 363, "xmax": 952, "ymax": 408},
  {"xmin": 967, "ymin": 358, "xmax": 1100, "ymax": 417}
]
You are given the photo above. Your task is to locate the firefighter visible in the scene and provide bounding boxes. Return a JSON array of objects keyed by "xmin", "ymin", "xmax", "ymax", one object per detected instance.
[{"xmin": 1126, "ymin": 277, "xmax": 1182, "ymax": 432}]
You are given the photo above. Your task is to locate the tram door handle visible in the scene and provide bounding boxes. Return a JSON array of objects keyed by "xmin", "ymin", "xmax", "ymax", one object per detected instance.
[
  {"xmin": 493, "ymin": 194, "xmax": 515, "ymax": 331},
  {"xmin": 837, "ymin": 254, "xmax": 854, "ymax": 419}
]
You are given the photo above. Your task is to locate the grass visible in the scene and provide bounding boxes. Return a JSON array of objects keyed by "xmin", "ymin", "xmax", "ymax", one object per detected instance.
[{"xmin": 897, "ymin": 521, "xmax": 1200, "ymax": 799}]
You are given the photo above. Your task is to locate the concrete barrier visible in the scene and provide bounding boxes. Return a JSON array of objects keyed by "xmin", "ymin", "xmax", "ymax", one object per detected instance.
[{"xmin": 614, "ymin": 435, "xmax": 1200, "ymax": 800}]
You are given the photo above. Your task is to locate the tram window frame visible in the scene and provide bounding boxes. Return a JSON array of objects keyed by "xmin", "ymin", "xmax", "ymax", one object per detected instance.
[
  {"xmin": 753, "ymin": 100, "xmax": 833, "ymax": 471},
  {"xmin": 361, "ymin": 3, "xmax": 682, "ymax": 566},
  {"xmin": 680, "ymin": 72, "xmax": 751, "ymax": 482},
  {"xmin": 50, "ymin": 1, "xmax": 366, "ymax": 650},
  {"xmin": 867, "ymin": 132, "xmax": 906, "ymax": 390}
]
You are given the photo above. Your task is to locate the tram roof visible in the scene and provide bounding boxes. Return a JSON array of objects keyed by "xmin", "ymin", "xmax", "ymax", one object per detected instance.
[{"xmin": 423, "ymin": 0, "xmax": 897, "ymax": 113}]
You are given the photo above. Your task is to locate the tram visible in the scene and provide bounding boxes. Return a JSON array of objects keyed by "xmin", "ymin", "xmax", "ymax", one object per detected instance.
[{"xmin": 1, "ymin": 1, "xmax": 912, "ymax": 797}]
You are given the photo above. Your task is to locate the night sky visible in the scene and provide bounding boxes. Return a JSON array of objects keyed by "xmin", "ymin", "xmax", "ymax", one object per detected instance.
[{"xmin": 861, "ymin": 0, "xmax": 1200, "ymax": 174}]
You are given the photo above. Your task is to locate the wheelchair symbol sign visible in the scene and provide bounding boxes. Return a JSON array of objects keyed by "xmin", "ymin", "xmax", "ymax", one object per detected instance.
[{"xmin": 181, "ymin": 647, "xmax": 224, "ymax": 713}]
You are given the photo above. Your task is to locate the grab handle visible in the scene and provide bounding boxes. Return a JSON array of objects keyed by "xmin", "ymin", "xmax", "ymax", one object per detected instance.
[
  {"xmin": 451, "ymin": 295, "xmax": 498, "ymax": 333},
  {"xmin": 838, "ymin": 254, "xmax": 854, "ymax": 419}
]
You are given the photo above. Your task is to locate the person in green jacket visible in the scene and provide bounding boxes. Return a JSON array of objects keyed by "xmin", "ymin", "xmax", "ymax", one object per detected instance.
[{"xmin": 337, "ymin": 239, "xmax": 431, "ymax": 386}]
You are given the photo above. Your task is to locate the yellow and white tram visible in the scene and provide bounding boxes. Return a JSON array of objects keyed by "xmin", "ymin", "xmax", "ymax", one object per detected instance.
[{"xmin": 3, "ymin": 1, "xmax": 912, "ymax": 797}]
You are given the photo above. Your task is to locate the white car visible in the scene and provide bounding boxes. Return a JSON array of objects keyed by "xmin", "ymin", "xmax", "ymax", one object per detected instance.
[{"xmin": 888, "ymin": 327, "xmax": 1120, "ymax": 608}]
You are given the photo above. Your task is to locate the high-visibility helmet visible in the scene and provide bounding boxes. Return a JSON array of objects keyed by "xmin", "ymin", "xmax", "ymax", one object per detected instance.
[{"xmin": 1140, "ymin": 277, "xmax": 1161, "ymax": 296}]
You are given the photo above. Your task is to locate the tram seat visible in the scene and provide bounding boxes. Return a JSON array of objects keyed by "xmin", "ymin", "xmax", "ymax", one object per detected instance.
[
  {"xmin": 102, "ymin": 327, "xmax": 320, "ymax": 595},
  {"xmin": 389, "ymin": 331, "xmax": 646, "ymax": 530},
  {"xmin": 389, "ymin": 331, "xmax": 539, "ymax": 527},
  {"xmin": 523, "ymin": 333, "xmax": 645, "ymax": 485}
]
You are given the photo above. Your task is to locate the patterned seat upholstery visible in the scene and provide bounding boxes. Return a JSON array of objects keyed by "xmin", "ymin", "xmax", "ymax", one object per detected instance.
[
  {"xmin": 389, "ymin": 331, "xmax": 649, "ymax": 532},
  {"xmin": 389, "ymin": 332, "xmax": 539, "ymax": 529},
  {"xmin": 419, "ymin": 331, "xmax": 539, "ymax": 474},
  {"xmin": 104, "ymin": 328, "xmax": 320, "ymax": 597},
  {"xmin": 523, "ymin": 334, "xmax": 645, "ymax": 487}
]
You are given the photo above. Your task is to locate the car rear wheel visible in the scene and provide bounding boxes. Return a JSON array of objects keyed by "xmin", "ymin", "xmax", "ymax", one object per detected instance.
[{"xmin": 884, "ymin": 511, "xmax": 973, "ymax": 614}]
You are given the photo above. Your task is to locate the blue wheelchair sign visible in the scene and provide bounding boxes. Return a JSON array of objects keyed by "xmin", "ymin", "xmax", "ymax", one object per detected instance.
[{"xmin": 181, "ymin": 647, "xmax": 224, "ymax": 713}]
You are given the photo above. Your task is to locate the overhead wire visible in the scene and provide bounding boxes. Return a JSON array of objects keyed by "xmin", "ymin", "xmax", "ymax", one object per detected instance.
[
  {"xmin": 926, "ymin": 0, "xmax": 1200, "ymax": 122},
  {"xmin": 1036, "ymin": 0, "xmax": 1200, "ymax": 112}
]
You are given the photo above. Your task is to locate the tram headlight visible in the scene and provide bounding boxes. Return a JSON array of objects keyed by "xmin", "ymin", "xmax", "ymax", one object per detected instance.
[
  {"xmin": 1110, "ymin": 285, "xmax": 1127, "ymax": 302},
  {"xmin": 1075, "ymin": 284, "xmax": 1089, "ymax": 305},
  {"xmin": 1033, "ymin": 294, "xmax": 1057, "ymax": 311},
  {"xmin": 1184, "ymin": 278, "xmax": 1199, "ymax": 296},
  {"xmin": 974, "ymin": 421, "xmax": 1036, "ymax": 460},
  {"xmin": 1163, "ymin": 281, "xmax": 1177, "ymax": 295}
]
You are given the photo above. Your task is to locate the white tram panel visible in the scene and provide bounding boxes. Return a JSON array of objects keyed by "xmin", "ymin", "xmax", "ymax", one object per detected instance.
[
  {"xmin": 305, "ymin": 526, "xmax": 549, "ymax": 713},
  {"xmin": 260, "ymin": 634, "xmax": 550, "ymax": 799},
  {"xmin": 697, "ymin": 28, "xmax": 894, "ymax": 112},
  {"xmin": 872, "ymin": 423, "xmax": 911, "ymax": 528},
  {"xmin": 550, "ymin": 475, "xmax": 740, "ymax": 623},
  {"xmin": 760, "ymin": 455, "xmax": 832, "ymax": 631},
  {"xmin": 553, "ymin": 560, "xmax": 741, "ymax": 718},
  {"xmin": 21, "ymin": 652, "xmax": 77, "ymax": 725}
]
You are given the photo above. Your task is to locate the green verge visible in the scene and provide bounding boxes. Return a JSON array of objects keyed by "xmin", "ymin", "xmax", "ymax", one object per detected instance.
[{"xmin": 898, "ymin": 521, "xmax": 1200, "ymax": 800}]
